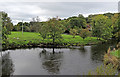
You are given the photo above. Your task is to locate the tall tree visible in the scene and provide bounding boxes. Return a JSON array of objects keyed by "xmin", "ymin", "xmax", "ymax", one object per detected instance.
[
  {"xmin": 1, "ymin": 12, "xmax": 13, "ymax": 49},
  {"xmin": 2, "ymin": 12, "xmax": 13, "ymax": 34},
  {"xmin": 92, "ymin": 15, "xmax": 113, "ymax": 40}
]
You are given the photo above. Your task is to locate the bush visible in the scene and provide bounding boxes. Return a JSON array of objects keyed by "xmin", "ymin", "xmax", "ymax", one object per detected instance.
[{"xmin": 88, "ymin": 62, "xmax": 118, "ymax": 75}]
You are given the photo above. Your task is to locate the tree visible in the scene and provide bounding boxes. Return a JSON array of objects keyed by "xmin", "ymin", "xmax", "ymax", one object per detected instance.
[
  {"xmin": 103, "ymin": 12, "xmax": 114, "ymax": 19},
  {"xmin": 69, "ymin": 17, "xmax": 86, "ymax": 29},
  {"xmin": 24, "ymin": 26, "xmax": 31, "ymax": 32},
  {"xmin": 1, "ymin": 12, "xmax": 13, "ymax": 49},
  {"xmin": 102, "ymin": 18, "xmax": 113, "ymax": 40},
  {"xmin": 29, "ymin": 22, "xmax": 43, "ymax": 32},
  {"xmin": 48, "ymin": 17, "xmax": 65, "ymax": 45},
  {"xmin": 44, "ymin": 17, "xmax": 65, "ymax": 46},
  {"xmin": 78, "ymin": 14, "xmax": 85, "ymax": 19},
  {"xmin": 32, "ymin": 16, "xmax": 40, "ymax": 22},
  {"xmin": 70, "ymin": 28, "xmax": 78, "ymax": 38},
  {"xmin": 13, "ymin": 25, "xmax": 21, "ymax": 31},
  {"xmin": 2, "ymin": 12, "xmax": 13, "ymax": 34},
  {"xmin": 111, "ymin": 13, "xmax": 120, "ymax": 38},
  {"xmin": 39, "ymin": 24, "xmax": 48, "ymax": 40},
  {"xmin": 60, "ymin": 20, "xmax": 70, "ymax": 34},
  {"xmin": 92, "ymin": 15, "xmax": 113, "ymax": 40},
  {"xmin": 29, "ymin": 16, "xmax": 41, "ymax": 32},
  {"xmin": 13, "ymin": 22, "xmax": 22, "ymax": 31},
  {"xmin": 79, "ymin": 29, "xmax": 91, "ymax": 40}
]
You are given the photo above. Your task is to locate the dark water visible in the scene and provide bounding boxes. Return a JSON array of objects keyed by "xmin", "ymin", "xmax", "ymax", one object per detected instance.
[{"xmin": 2, "ymin": 42, "xmax": 117, "ymax": 75}]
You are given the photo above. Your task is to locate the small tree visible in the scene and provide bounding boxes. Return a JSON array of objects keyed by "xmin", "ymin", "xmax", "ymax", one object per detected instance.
[
  {"xmin": 79, "ymin": 29, "xmax": 91, "ymax": 40},
  {"xmin": 70, "ymin": 28, "xmax": 78, "ymax": 38},
  {"xmin": 40, "ymin": 17, "xmax": 65, "ymax": 46},
  {"xmin": 47, "ymin": 17, "xmax": 65, "ymax": 45}
]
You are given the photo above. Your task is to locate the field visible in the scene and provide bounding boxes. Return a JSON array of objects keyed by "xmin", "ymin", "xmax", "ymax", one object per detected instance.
[{"xmin": 6, "ymin": 31, "xmax": 102, "ymax": 49}]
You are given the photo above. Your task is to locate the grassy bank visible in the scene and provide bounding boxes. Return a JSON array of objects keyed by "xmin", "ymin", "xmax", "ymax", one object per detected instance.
[
  {"xmin": 104, "ymin": 43, "xmax": 120, "ymax": 70},
  {"xmin": 5, "ymin": 31, "xmax": 102, "ymax": 50},
  {"xmin": 110, "ymin": 50, "xmax": 120, "ymax": 58}
]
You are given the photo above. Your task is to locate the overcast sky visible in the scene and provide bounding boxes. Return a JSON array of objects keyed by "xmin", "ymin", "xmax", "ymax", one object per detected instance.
[{"xmin": 0, "ymin": 1, "xmax": 119, "ymax": 25}]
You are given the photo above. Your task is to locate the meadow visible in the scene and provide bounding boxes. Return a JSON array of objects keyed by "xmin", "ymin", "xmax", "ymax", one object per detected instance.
[{"xmin": 6, "ymin": 31, "xmax": 102, "ymax": 50}]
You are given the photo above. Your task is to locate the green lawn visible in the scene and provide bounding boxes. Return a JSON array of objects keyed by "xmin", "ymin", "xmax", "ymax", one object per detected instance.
[
  {"xmin": 110, "ymin": 50, "xmax": 120, "ymax": 58},
  {"xmin": 7, "ymin": 31, "xmax": 102, "ymax": 48}
]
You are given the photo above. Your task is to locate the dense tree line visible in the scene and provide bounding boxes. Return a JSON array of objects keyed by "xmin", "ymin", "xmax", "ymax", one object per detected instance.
[{"xmin": 1, "ymin": 11, "xmax": 120, "ymax": 47}]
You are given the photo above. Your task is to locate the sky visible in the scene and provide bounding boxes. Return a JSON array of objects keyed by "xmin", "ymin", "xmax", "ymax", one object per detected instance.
[{"xmin": 0, "ymin": 1, "xmax": 119, "ymax": 25}]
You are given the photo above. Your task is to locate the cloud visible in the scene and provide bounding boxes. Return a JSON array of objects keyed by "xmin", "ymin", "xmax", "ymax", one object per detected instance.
[
  {"xmin": 0, "ymin": 0, "xmax": 119, "ymax": 2},
  {"xmin": 0, "ymin": 2, "xmax": 118, "ymax": 25}
]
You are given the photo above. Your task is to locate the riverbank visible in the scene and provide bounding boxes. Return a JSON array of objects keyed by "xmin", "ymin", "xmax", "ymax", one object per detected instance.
[
  {"xmin": 3, "ymin": 31, "xmax": 104, "ymax": 51},
  {"xmin": 110, "ymin": 50, "xmax": 120, "ymax": 58},
  {"xmin": 104, "ymin": 42, "xmax": 120, "ymax": 70}
]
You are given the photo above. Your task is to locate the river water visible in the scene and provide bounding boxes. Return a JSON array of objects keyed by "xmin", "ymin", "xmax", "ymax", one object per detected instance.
[{"xmin": 2, "ymin": 42, "xmax": 117, "ymax": 75}]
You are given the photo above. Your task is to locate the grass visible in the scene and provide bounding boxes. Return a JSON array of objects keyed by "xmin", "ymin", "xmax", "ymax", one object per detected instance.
[
  {"xmin": 110, "ymin": 50, "xmax": 120, "ymax": 58},
  {"xmin": 88, "ymin": 63, "xmax": 118, "ymax": 75},
  {"xmin": 6, "ymin": 31, "xmax": 102, "ymax": 49}
]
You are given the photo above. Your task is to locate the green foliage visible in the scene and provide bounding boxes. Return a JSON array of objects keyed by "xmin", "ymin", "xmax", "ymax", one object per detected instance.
[
  {"xmin": 96, "ymin": 63, "xmax": 117, "ymax": 75},
  {"xmin": 78, "ymin": 14, "xmax": 85, "ymax": 19},
  {"xmin": 92, "ymin": 15, "xmax": 113, "ymax": 40},
  {"xmin": 1, "ymin": 12, "xmax": 118, "ymax": 48},
  {"xmin": 70, "ymin": 28, "xmax": 78, "ymax": 38},
  {"xmin": 103, "ymin": 12, "xmax": 114, "ymax": 19},
  {"xmin": 7, "ymin": 32, "xmax": 101, "ymax": 49},
  {"xmin": 2, "ymin": 12, "xmax": 13, "ymax": 33},
  {"xmin": 39, "ymin": 24, "xmax": 48, "ymax": 40},
  {"xmin": 0, "ymin": 12, "xmax": 2, "ymax": 50},
  {"xmin": 60, "ymin": 20, "xmax": 70, "ymax": 32},
  {"xmin": 24, "ymin": 26, "xmax": 31, "ymax": 32},
  {"xmin": 79, "ymin": 29, "xmax": 91, "ymax": 40},
  {"xmin": 13, "ymin": 25, "xmax": 21, "ymax": 31},
  {"xmin": 45, "ymin": 17, "xmax": 65, "ymax": 44},
  {"xmin": 88, "ymin": 63, "xmax": 118, "ymax": 75},
  {"xmin": 1, "ymin": 12, "xmax": 13, "ymax": 48},
  {"xmin": 110, "ymin": 50, "xmax": 120, "ymax": 58},
  {"xmin": 111, "ymin": 13, "xmax": 120, "ymax": 38},
  {"xmin": 69, "ymin": 16, "xmax": 86, "ymax": 29},
  {"xmin": 11, "ymin": 13, "xmax": 119, "ymax": 41}
]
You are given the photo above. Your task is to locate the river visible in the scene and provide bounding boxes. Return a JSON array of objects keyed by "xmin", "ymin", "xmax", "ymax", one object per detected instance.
[{"xmin": 2, "ymin": 41, "xmax": 117, "ymax": 75}]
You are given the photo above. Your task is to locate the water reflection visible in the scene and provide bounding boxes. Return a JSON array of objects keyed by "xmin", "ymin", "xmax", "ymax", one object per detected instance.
[
  {"xmin": 2, "ymin": 52, "xmax": 14, "ymax": 76},
  {"xmin": 79, "ymin": 46, "xmax": 87, "ymax": 57},
  {"xmin": 39, "ymin": 48, "xmax": 63, "ymax": 74},
  {"xmin": 1, "ymin": 41, "xmax": 117, "ymax": 75},
  {"xmin": 91, "ymin": 42, "xmax": 117, "ymax": 62}
]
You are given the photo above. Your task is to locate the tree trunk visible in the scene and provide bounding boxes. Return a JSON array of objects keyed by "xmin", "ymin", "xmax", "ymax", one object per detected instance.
[{"xmin": 53, "ymin": 37, "xmax": 55, "ymax": 46}]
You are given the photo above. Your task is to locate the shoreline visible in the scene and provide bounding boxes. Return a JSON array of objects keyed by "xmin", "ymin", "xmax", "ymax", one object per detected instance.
[
  {"xmin": 2, "ymin": 42, "xmax": 102, "ymax": 51},
  {"xmin": 4, "ymin": 31, "xmax": 117, "ymax": 51}
]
